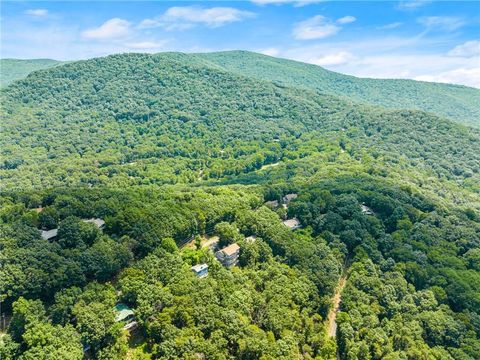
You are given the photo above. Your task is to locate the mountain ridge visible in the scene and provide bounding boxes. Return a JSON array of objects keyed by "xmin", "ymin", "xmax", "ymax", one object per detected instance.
[{"xmin": 2, "ymin": 51, "xmax": 479, "ymax": 127}]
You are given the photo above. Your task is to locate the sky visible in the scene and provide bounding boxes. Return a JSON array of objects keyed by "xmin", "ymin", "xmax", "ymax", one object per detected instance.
[{"xmin": 1, "ymin": 1, "xmax": 479, "ymax": 87}]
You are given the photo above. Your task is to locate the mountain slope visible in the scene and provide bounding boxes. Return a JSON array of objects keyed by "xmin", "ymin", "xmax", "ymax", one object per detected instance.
[
  {"xmin": 197, "ymin": 51, "xmax": 480, "ymax": 127},
  {"xmin": 0, "ymin": 58, "xmax": 63, "ymax": 87},
  {"xmin": 1, "ymin": 52, "xmax": 479, "ymax": 190}
]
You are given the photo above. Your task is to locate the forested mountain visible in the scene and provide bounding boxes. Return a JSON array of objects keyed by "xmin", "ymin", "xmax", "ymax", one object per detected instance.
[
  {"xmin": 1, "ymin": 52, "xmax": 479, "ymax": 360},
  {"xmin": 198, "ymin": 51, "xmax": 480, "ymax": 128},
  {"xmin": 0, "ymin": 59, "xmax": 63, "ymax": 87}
]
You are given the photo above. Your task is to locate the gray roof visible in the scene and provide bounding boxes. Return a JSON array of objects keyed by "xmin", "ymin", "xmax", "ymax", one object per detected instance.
[
  {"xmin": 283, "ymin": 193, "xmax": 298, "ymax": 203},
  {"xmin": 191, "ymin": 263, "xmax": 208, "ymax": 272},
  {"xmin": 282, "ymin": 218, "xmax": 301, "ymax": 229},
  {"xmin": 40, "ymin": 229, "xmax": 58, "ymax": 240},
  {"xmin": 82, "ymin": 218, "xmax": 105, "ymax": 228}
]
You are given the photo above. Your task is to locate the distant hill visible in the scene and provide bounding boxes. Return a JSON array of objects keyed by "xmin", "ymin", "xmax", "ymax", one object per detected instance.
[
  {"xmin": 0, "ymin": 58, "xmax": 63, "ymax": 87},
  {"xmin": 197, "ymin": 51, "xmax": 480, "ymax": 127},
  {"xmin": 1, "ymin": 52, "xmax": 478, "ymax": 190},
  {"xmin": 2, "ymin": 52, "xmax": 479, "ymax": 127}
]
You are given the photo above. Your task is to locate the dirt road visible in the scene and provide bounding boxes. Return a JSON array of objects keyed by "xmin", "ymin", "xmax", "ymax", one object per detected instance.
[{"xmin": 327, "ymin": 274, "xmax": 347, "ymax": 337}]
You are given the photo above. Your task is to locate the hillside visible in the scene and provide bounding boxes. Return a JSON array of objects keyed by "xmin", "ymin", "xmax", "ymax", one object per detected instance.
[
  {"xmin": 198, "ymin": 51, "xmax": 480, "ymax": 127},
  {"xmin": 2, "ymin": 52, "xmax": 479, "ymax": 190},
  {"xmin": 3, "ymin": 51, "xmax": 479, "ymax": 128},
  {"xmin": 1, "ymin": 52, "xmax": 479, "ymax": 360},
  {"xmin": 0, "ymin": 59, "xmax": 63, "ymax": 87}
]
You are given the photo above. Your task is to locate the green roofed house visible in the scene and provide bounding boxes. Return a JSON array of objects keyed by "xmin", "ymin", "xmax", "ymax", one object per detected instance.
[{"xmin": 114, "ymin": 303, "xmax": 136, "ymax": 330}]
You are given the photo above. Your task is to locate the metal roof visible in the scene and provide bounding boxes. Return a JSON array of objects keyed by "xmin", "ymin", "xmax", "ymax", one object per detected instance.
[
  {"xmin": 83, "ymin": 218, "xmax": 105, "ymax": 228},
  {"xmin": 40, "ymin": 229, "xmax": 58, "ymax": 240},
  {"xmin": 191, "ymin": 263, "xmax": 208, "ymax": 272},
  {"xmin": 115, "ymin": 303, "xmax": 134, "ymax": 322}
]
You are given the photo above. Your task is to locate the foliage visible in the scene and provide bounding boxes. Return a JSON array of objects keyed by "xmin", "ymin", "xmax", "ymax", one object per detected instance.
[{"xmin": 0, "ymin": 51, "xmax": 479, "ymax": 359}]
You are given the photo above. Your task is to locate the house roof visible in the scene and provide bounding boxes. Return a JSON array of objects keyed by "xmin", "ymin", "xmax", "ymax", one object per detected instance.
[
  {"xmin": 40, "ymin": 229, "xmax": 58, "ymax": 240},
  {"xmin": 283, "ymin": 193, "xmax": 298, "ymax": 203},
  {"xmin": 360, "ymin": 204, "xmax": 374, "ymax": 215},
  {"xmin": 115, "ymin": 303, "xmax": 134, "ymax": 322},
  {"xmin": 83, "ymin": 218, "xmax": 105, "ymax": 228},
  {"xmin": 265, "ymin": 200, "xmax": 279, "ymax": 208},
  {"xmin": 282, "ymin": 218, "xmax": 301, "ymax": 229},
  {"xmin": 191, "ymin": 263, "xmax": 208, "ymax": 272},
  {"xmin": 220, "ymin": 243, "xmax": 240, "ymax": 256}
]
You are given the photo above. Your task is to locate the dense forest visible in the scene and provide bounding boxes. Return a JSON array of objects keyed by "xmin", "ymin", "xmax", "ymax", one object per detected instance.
[
  {"xmin": 199, "ymin": 51, "xmax": 480, "ymax": 128},
  {"xmin": 0, "ymin": 52, "xmax": 479, "ymax": 359}
]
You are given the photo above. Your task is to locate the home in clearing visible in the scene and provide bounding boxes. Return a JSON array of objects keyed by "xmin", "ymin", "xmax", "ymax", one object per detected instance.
[
  {"xmin": 216, "ymin": 243, "xmax": 240, "ymax": 267},
  {"xmin": 191, "ymin": 263, "xmax": 209, "ymax": 278}
]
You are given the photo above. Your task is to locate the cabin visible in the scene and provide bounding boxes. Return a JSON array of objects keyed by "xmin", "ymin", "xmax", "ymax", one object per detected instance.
[
  {"xmin": 282, "ymin": 193, "xmax": 298, "ymax": 204},
  {"xmin": 82, "ymin": 218, "xmax": 105, "ymax": 229},
  {"xmin": 264, "ymin": 200, "xmax": 279, "ymax": 208},
  {"xmin": 115, "ymin": 303, "xmax": 135, "ymax": 323},
  {"xmin": 40, "ymin": 229, "xmax": 58, "ymax": 241},
  {"xmin": 216, "ymin": 243, "xmax": 240, "ymax": 267},
  {"xmin": 191, "ymin": 263, "xmax": 209, "ymax": 278},
  {"xmin": 282, "ymin": 218, "xmax": 301, "ymax": 230},
  {"xmin": 360, "ymin": 204, "xmax": 374, "ymax": 215},
  {"xmin": 114, "ymin": 303, "xmax": 137, "ymax": 330}
]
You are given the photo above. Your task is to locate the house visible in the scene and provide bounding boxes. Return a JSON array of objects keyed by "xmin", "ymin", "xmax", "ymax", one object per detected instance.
[
  {"xmin": 360, "ymin": 204, "xmax": 374, "ymax": 215},
  {"xmin": 245, "ymin": 235, "xmax": 257, "ymax": 243},
  {"xmin": 114, "ymin": 303, "xmax": 137, "ymax": 330},
  {"xmin": 216, "ymin": 243, "xmax": 240, "ymax": 267},
  {"xmin": 264, "ymin": 200, "xmax": 279, "ymax": 208},
  {"xmin": 283, "ymin": 218, "xmax": 301, "ymax": 230},
  {"xmin": 282, "ymin": 193, "xmax": 297, "ymax": 204},
  {"xmin": 82, "ymin": 218, "xmax": 105, "ymax": 229},
  {"xmin": 40, "ymin": 229, "xmax": 58, "ymax": 241},
  {"xmin": 115, "ymin": 303, "xmax": 135, "ymax": 323},
  {"xmin": 191, "ymin": 263, "xmax": 209, "ymax": 278}
]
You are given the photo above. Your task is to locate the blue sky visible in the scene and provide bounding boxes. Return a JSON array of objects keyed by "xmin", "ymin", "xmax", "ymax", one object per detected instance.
[{"xmin": 1, "ymin": 1, "xmax": 479, "ymax": 87}]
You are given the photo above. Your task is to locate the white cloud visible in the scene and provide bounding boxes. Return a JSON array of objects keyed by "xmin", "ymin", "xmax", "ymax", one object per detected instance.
[
  {"xmin": 293, "ymin": 16, "xmax": 341, "ymax": 40},
  {"xmin": 448, "ymin": 40, "xmax": 480, "ymax": 58},
  {"xmin": 124, "ymin": 41, "xmax": 168, "ymax": 51},
  {"xmin": 24, "ymin": 9, "xmax": 49, "ymax": 17},
  {"xmin": 337, "ymin": 16, "xmax": 356, "ymax": 25},
  {"xmin": 82, "ymin": 18, "xmax": 132, "ymax": 40},
  {"xmin": 418, "ymin": 16, "xmax": 465, "ymax": 31},
  {"xmin": 415, "ymin": 67, "xmax": 480, "ymax": 88},
  {"xmin": 139, "ymin": 6, "xmax": 255, "ymax": 30},
  {"xmin": 396, "ymin": 1, "xmax": 431, "ymax": 10},
  {"xmin": 377, "ymin": 22, "xmax": 403, "ymax": 30},
  {"xmin": 271, "ymin": 35, "xmax": 480, "ymax": 88},
  {"xmin": 308, "ymin": 51, "xmax": 354, "ymax": 66},
  {"xmin": 260, "ymin": 47, "xmax": 280, "ymax": 57}
]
